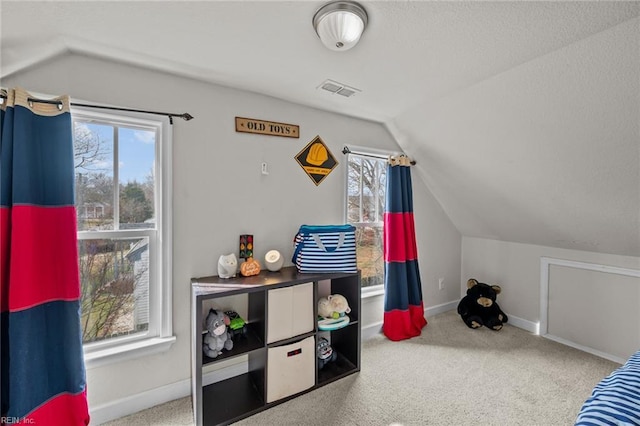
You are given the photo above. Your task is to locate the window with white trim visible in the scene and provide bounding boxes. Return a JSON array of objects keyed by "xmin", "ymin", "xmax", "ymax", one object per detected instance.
[
  {"xmin": 72, "ymin": 108, "xmax": 173, "ymax": 365},
  {"xmin": 346, "ymin": 153, "xmax": 387, "ymax": 290}
]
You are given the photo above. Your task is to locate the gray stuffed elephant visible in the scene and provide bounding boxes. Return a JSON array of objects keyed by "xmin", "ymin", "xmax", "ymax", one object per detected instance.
[{"xmin": 203, "ymin": 309, "xmax": 233, "ymax": 358}]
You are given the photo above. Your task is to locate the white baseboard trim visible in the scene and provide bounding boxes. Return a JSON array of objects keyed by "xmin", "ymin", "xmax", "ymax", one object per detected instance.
[
  {"xmin": 362, "ymin": 321, "xmax": 383, "ymax": 340},
  {"xmin": 361, "ymin": 301, "xmax": 459, "ymax": 341},
  {"xmin": 90, "ymin": 378, "xmax": 190, "ymax": 425},
  {"xmin": 542, "ymin": 333, "xmax": 626, "ymax": 365},
  {"xmin": 90, "ymin": 361, "xmax": 247, "ymax": 424},
  {"xmin": 505, "ymin": 313, "xmax": 539, "ymax": 334},
  {"xmin": 425, "ymin": 300, "xmax": 458, "ymax": 317}
]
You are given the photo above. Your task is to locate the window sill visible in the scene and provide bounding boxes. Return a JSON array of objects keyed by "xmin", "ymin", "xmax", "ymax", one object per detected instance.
[
  {"xmin": 84, "ymin": 335, "xmax": 176, "ymax": 369},
  {"xmin": 362, "ymin": 286, "xmax": 385, "ymax": 299}
]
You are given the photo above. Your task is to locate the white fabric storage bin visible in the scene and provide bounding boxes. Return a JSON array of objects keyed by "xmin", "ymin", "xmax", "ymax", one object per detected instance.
[
  {"xmin": 267, "ymin": 282, "xmax": 313, "ymax": 344},
  {"xmin": 266, "ymin": 336, "xmax": 315, "ymax": 403}
]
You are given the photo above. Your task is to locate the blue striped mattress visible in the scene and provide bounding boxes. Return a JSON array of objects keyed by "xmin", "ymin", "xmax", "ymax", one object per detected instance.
[{"xmin": 575, "ymin": 350, "xmax": 640, "ymax": 425}]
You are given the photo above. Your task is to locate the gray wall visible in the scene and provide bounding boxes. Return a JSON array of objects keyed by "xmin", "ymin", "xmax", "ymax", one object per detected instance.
[
  {"xmin": 3, "ymin": 53, "xmax": 461, "ymax": 413},
  {"xmin": 547, "ymin": 265, "xmax": 639, "ymax": 360},
  {"xmin": 462, "ymin": 237, "xmax": 640, "ymax": 347}
]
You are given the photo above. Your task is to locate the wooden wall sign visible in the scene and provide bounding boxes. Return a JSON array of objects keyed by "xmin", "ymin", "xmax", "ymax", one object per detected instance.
[
  {"xmin": 235, "ymin": 117, "xmax": 299, "ymax": 138},
  {"xmin": 294, "ymin": 135, "xmax": 338, "ymax": 186}
]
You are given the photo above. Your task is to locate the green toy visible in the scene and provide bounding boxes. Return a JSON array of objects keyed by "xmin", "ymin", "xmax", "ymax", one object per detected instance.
[{"xmin": 224, "ymin": 310, "xmax": 247, "ymax": 339}]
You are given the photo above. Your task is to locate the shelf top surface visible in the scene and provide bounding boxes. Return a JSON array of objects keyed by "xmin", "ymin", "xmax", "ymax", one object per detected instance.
[{"xmin": 192, "ymin": 266, "xmax": 358, "ymax": 297}]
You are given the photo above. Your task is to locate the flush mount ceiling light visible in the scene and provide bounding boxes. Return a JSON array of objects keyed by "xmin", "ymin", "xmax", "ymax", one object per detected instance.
[{"xmin": 313, "ymin": 1, "xmax": 368, "ymax": 52}]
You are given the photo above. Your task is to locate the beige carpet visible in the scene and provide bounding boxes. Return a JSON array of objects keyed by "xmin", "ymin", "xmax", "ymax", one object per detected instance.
[{"xmin": 104, "ymin": 310, "xmax": 620, "ymax": 425}]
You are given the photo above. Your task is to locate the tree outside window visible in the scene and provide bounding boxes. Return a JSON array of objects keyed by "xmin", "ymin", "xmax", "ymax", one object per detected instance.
[
  {"xmin": 73, "ymin": 117, "xmax": 157, "ymax": 344},
  {"xmin": 346, "ymin": 154, "xmax": 387, "ymax": 288}
]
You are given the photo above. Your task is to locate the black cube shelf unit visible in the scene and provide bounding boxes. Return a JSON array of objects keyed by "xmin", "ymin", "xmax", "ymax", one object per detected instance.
[{"xmin": 191, "ymin": 267, "xmax": 361, "ymax": 425}]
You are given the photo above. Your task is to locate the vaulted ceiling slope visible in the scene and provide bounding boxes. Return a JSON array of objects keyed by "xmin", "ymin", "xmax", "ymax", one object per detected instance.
[{"xmin": 2, "ymin": 1, "xmax": 639, "ymax": 256}]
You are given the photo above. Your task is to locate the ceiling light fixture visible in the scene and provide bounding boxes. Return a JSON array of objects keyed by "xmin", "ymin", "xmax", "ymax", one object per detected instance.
[{"xmin": 313, "ymin": 1, "xmax": 368, "ymax": 52}]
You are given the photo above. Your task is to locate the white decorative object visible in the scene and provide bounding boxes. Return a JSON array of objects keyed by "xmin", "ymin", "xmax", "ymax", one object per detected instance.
[
  {"xmin": 217, "ymin": 253, "xmax": 238, "ymax": 278},
  {"xmin": 317, "ymin": 296, "xmax": 332, "ymax": 318},
  {"xmin": 313, "ymin": 1, "xmax": 368, "ymax": 52},
  {"xmin": 264, "ymin": 249, "xmax": 284, "ymax": 272}
]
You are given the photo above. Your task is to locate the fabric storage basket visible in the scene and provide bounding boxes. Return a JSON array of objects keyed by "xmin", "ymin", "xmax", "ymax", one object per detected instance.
[
  {"xmin": 292, "ymin": 224, "xmax": 357, "ymax": 273},
  {"xmin": 266, "ymin": 336, "xmax": 315, "ymax": 403},
  {"xmin": 267, "ymin": 283, "xmax": 314, "ymax": 344}
]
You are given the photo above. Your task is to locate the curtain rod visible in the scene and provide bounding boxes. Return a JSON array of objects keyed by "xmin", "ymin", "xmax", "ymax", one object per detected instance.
[
  {"xmin": 342, "ymin": 146, "xmax": 416, "ymax": 165},
  {"xmin": 0, "ymin": 94, "xmax": 194, "ymax": 125}
]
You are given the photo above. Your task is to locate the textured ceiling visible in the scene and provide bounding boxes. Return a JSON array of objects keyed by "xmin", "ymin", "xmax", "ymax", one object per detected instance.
[{"xmin": 2, "ymin": 1, "xmax": 639, "ymax": 256}]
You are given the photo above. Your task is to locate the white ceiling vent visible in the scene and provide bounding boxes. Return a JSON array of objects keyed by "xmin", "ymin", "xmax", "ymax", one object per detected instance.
[{"xmin": 317, "ymin": 79, "xmax": 361, "ymax": 98}]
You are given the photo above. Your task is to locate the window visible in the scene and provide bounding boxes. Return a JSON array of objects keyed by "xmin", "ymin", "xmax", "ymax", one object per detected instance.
[
  {"xmin": 346, "ymin": 152, "xmax": 387, "ymax": 291},
  {"xmin": 73, "ymin": 108, "xmax": 174, "ymax": 366}
]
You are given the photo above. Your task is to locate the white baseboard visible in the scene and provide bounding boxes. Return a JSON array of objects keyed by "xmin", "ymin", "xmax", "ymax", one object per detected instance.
[
  {"xmin": 426, "ymin": 303, "xmax": 539, "ymax": 335},
  {"xmin": 90, "ymin": 360, "xmax": 247, "ymax": 424},
  {"xmin": 353, "ymin": 301, "xmax": 536, "ymax": 341},
  {"xmin": 437, "ymin": 306, "xmax": 610, "ymax": 365},
  {"xmin": 361, "ymin": 300, "xmax": 459, "ymax": 341},
  {"xmin": 504, "ymin": 313, "xmax": 539, "ymax": 334},
  {"xmin": 542, "ymin": 333, "xmax": 626, "ymax": 365},
  {"xmin": 362, "ymin": 321, "xmax": 383, "ymax": 340},
  {"xmin": 425, "ymin": 300, "xmax": 458, "ymax": 317},
  {"xmin": 90, "ymin": 377, "xmax": 190, "ymax": 425}
]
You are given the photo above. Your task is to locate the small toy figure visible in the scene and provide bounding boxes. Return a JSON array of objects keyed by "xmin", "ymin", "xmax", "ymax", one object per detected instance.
[
  {"xmin": 218, "ymin": 253, "xmax": 238, "ymax": 279},
  {"xmin": 317, "ymin": 294, "xmax": 351, "ymax": 330},
  {"xmin": 203, "ymin": 309, "xmax": 233, "ymax": 358},
  {"xmin": 327, "ymin": 294, "xmax": 351, "ymax": 319},
  {"xmin": 239, "ymin": 234, "xmax": 253, "ymax": 259},
  {"xmin": 317, "ymin": 294, "xmax": 351, "ymax": 319},
  {"xmin": 224, "ymin": 310, "xmax": 247, "ymax": 340},
  {"xmin": 317, "ymin": 296, "xmax": 332, "ymax": 319},
  {"xmin": 317, "ymin": 337, "xmax": 337, "ymax": 370},
  {"xmin": 240, "ymin": 257, "xmax": 261, "ymax": 277}
]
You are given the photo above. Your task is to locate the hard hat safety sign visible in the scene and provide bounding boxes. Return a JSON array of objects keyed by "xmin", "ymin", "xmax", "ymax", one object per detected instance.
[{"xmin": 295, "ymin": 135, "xmax": 338, "ymax": 186}]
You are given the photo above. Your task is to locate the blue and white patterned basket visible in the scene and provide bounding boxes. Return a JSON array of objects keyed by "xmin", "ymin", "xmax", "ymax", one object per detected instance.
[{"xmin": 292, "ymin": 225, "xmax": 357, "ymax": 273}]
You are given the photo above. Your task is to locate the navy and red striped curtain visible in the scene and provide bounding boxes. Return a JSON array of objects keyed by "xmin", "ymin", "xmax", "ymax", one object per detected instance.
[
  {"xmin": 1, "ymin": 88, "xmax": 90, "ymax": 425},
  {"xmin": 383, "ymin": 156, "xmax": 427, "ymax": 341}
]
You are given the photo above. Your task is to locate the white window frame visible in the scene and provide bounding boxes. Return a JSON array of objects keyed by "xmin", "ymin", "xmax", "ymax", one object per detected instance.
[
  {"xmin": 344, "ymin": 146, "xmax": 392, "ymax": 298},
  {"xmin": 72, "ymin": 107, "xmax": 175, "ymax": 368}
]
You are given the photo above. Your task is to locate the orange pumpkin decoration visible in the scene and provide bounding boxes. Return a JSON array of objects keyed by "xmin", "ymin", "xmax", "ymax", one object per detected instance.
[{"xmin": 240, "ymin": 257, "xmax": 261, "ymax": 277}]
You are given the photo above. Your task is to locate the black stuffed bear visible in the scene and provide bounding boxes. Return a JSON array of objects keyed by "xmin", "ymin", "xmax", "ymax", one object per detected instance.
[{"xmin": 457, "ymin": 278, "xmax": 508, "ymax": 331}]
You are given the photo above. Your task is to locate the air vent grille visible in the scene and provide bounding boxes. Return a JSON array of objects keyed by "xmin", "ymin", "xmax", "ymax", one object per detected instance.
[
  {"xmin": 317, "ymin": 79, "xmax": 361, "ymax": 98},
  {"xmin": 336, "ymin": 87, "xmax": 357, "ymax": 97},
  {"xmin": 321, "ymin": 82, "xmax": 342, "ymax": 93}
]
